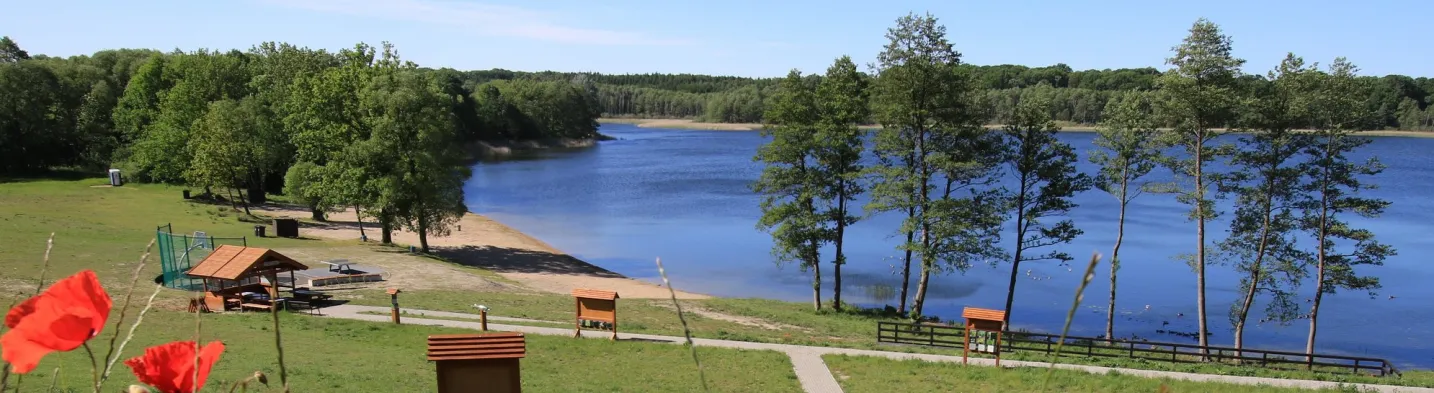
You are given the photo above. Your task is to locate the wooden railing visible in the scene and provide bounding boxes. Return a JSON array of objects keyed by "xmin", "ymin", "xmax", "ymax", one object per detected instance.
[{"xmin": 876, "ymin": 321, "xmax": 1399, "ymax": 377}]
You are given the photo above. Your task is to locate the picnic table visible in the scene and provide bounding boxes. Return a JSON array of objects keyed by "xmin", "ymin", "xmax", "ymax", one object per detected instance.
[
  {"xmin": 292, "ymin": 289, "xmax": 333, "ymax": 302},
  {"xmin": 321, "ymin": 259, "xmax": 354, "ymax": 273}
]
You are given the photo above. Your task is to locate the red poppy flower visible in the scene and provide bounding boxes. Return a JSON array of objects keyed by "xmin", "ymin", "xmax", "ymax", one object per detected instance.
[
  {"xmin": 1, "ymin": 269, "xmax": 112, "ymax": 374},
  {"xmin": 125, "ymin": 341, "xmax": 226, "ymax": 393}
]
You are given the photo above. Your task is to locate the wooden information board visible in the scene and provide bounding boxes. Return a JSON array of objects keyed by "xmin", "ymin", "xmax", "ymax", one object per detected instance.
[
  {"xmin": 427, "ymin": 333, "xmax": 526, "ymax": 393},
  {"xmin": 572, "ymin": 289, "xmax": 619, "ymax": 340},
  {"xmin": 962, "ymin": 307, "xmax": 1007, "ymax": 366}
]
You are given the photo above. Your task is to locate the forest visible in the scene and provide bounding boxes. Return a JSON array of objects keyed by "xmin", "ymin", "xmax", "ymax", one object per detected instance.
[
  {"xmin": 0, "ymin": 38, "xmax": 605, "ymax": 252},
  {"xmin": 446, "ymin": 54, "xmax": 1433, "ymax": 130},
  {"xmin": 752, "ymin": 13, "xmax": 1396, "ymax": 362}
]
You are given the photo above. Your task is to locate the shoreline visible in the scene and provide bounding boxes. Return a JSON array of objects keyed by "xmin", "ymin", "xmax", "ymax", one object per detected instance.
[
  {"xmin": 599, "ymin": 118, "xmax": 1434, "ymax": 138},
  {"xmin": 255, "ymin": 205, "xmax": 709, "ymax": 299}
]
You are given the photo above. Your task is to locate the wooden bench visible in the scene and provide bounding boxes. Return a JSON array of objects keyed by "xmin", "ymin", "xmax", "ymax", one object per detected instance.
[{"xmin": 241, "ymin": 303, "xmax": 272, "ymax": 312}]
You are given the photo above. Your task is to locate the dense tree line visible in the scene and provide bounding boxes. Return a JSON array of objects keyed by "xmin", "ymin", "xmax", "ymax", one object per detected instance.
[
  {"xmin": 1, "ymin": 39, "xmax": 606, "ymax": 252},
  {"xmin": 440, "ymin": 52, "xmax": 1431, "ymax": 130},
  {"xmin": 754, "ymin": 14, "xmax": 1394, "ymax": 364}
]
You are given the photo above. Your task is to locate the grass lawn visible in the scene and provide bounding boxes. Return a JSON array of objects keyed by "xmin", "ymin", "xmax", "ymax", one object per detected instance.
[
  {"xmin": 338, "ymin": 289, "xmax": 1434, "ymax": 388},
  {"xmin": 2, "ymin": 177, "xmax": 1429, "ymax": 390},
  {"xmin": 15, "ymin": 311, "xmax": 800, "ymax": 392},
  {"xmin": 822, "ymin": 354, "xmax": 1370, "ymax": 393},
  {"xmin": 0, "ymin": 178, "xmax": 322, "ymax": 286}
]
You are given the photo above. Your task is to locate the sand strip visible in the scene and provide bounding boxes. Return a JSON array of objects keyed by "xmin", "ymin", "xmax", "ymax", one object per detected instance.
[{"xmin": 254, "ymin": 205, "xmax": 708, "ymax": 299}]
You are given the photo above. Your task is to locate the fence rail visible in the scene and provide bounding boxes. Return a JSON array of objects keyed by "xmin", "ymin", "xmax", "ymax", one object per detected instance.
[
  {"xmin": 156, "ymin": 223, "xmax": 247, "ymax": 290},
  {"xmin": 876, "ymin": 321, "xmax": 1398, "ymax": 377}
]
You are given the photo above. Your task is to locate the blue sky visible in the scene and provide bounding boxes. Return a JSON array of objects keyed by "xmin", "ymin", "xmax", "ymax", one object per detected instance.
[{"xmin": 4, "ymin": 0, "xmax": 1431, "ymax": 78}]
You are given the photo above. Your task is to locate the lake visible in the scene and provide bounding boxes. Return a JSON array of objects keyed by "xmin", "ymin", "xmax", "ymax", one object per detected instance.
[{"xmin": 465, "ymin": 123, "xmax": 1434, "ymax": 369}]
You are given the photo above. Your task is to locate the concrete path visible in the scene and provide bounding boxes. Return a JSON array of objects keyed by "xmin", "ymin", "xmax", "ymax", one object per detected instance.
[{"xmin": 321, "ymin": 305, "xmax": 1431, "ymax": 393}]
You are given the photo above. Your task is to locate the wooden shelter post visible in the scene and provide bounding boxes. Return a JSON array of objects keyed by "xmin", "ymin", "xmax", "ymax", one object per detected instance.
[{"xmin": 388, "ymin": 288, "xmax": 402, "ymax": 324}]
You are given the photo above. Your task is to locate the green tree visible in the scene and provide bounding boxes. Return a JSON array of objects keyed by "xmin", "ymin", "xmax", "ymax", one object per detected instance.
[
  {"xmin": 75, "ymin": 79, "xmax": 121, "ymax": 168},
  {"xmin": 753, "ymin": 70, "xmax": 826, "ymax": 310},
  {"xmin": 0, "ymin": 36, "xmax": 28, "ymax": 62},
  {"xmin": 284, "ymin": 161, "xmax": 334, "ymax": 220},
  {"xmin": 1296, "ymin": 58, "xmax": 1395, "ymax": 359},
  {"xmin": 867, "ymin": 13, "xmax": 995, "ymax": 318},
  {"xmin": 357, "ymin": 46, "xmax": 469, "ymax": 253},
  {"xmin": 0, "ymin": 60, "xmax": 65, "ymax": 173},
  {"xmin": 998, "ymin": 97, "xmax": 1092, "ymax": 326},
  {"xmin": 1088, "ymin": 90, "xmax": 1161, "ymax": 341},
  {"xmin": 186, "ymin": 99, "xmax": 261, "ymax": 213},
  {"xmin": 112, "ymin": 54, "xmax": 168, "ymax": 146},
  {"xmin": 812, "ymin": 56, "xmax": 870, "ymax": 310},
  {"xmin": 1153, "ymin": 18, "xmax": 1244, "ymax": 354},
  {"xmin": 1220, "ymin": 54, "xmax": 1317, "ymax": 356}
]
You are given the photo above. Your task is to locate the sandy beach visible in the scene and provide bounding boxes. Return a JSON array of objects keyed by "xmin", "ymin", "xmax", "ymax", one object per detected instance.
[{"xmin": 255, "ymin": 205, "xmax": 708, "ymax": 299}]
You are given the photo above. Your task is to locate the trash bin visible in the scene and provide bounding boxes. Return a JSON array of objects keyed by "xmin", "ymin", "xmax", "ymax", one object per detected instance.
[
  {"xmin": 254, "ymin": 225, "xmax": 266, "ymax": 238},
  {"xmin": 182, "ymin": 190, "xmax": 191, "ymax": 199}
]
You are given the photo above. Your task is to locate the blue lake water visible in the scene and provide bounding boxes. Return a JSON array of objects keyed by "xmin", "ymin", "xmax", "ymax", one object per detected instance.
[{"xmin": 465, "ymin": 123, "xmax": 1434, "ymax": 369}]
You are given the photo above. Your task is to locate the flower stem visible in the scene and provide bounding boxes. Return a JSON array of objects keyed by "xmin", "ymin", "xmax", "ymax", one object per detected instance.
[
  {"xmin": 655, "ymin": 257, "xmax": 707, "ymax": 392},
  {"xmin": 271, "ymin": 299, "xmax": 288, "ymax": 386},
  {"xmin": 100, "ymin": 241, "xmax": 155, "ymax": 385},
  {"xmin": 84, "ymin": 342, "xmax": 99, "ymax": 393}
]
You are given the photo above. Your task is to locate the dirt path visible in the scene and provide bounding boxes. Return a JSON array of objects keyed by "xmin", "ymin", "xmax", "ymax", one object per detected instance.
[{"xmin": 253, "ymin": 205, "xmax": 707, "ymax": 299}]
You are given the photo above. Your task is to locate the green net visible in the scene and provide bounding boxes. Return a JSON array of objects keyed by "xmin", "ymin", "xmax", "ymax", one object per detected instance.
[{"xmin": 156, "ymin": 224, "xmax": 248, "ymax": 290}]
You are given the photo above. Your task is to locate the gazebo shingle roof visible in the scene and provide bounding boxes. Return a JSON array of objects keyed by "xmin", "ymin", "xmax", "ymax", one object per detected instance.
[{"xmin": 186, "ymin": 245, "xmax": 308, "ymax": 281}]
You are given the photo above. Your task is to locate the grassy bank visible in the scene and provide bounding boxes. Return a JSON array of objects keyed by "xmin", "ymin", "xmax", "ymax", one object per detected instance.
[{"xmin": 17, "ymin": 311, "xmax": 800, "ymax": 392}]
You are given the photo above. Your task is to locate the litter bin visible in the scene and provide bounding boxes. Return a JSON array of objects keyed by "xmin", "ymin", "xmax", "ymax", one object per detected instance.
[
  {"xmin": 182, "ymin": 190, "xmax": 191, "ymax": 199},
  {"xmin": 254, "ymin": 225, "xmax": 266, "ymax": 238}
]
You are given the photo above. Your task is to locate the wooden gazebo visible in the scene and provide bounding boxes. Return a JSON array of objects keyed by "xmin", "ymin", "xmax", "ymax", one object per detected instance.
[{"xmin": 186, "ymin": 245, "xmax": 309, "ymax": 312}]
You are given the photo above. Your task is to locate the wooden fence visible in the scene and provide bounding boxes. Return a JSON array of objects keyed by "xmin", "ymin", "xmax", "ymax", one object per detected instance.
[{"xmin": 876, "ymin": 321, "xmax": 1399, "ymax": 377}]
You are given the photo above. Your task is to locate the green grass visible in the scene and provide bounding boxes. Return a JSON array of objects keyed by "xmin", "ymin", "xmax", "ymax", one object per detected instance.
[
  {"xmin": 822, "ymin": 354, "xmax": 1372, "ymax": 393},
  {"xmin": 17, "ymin": 311, "xmax": 800, "ymax": 392},
  {"xmin": 340, "ymin": 289, "xmax": 900, "ymax": 348},
  {"xmin": 3, "ymin": 177, "xmax": 1429, "ymax": 390},
  {"xmin": 0, "ymin": 179, "xmax": 328, "ymax": 286},
  {"xmin": 338, "ymin": 288, "xmax": 1434, "ymax": 388}
]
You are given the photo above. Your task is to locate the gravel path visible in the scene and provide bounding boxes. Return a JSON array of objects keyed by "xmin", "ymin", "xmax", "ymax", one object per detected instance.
[{"xmin": 322, "ymin": 305, "xmax": 1432, "ymax": 393}]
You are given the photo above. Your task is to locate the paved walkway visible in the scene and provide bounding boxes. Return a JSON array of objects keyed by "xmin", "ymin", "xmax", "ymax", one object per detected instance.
[{"xmin": 321, "ymin": 305, "xmax": 1431, "ymax": 393}]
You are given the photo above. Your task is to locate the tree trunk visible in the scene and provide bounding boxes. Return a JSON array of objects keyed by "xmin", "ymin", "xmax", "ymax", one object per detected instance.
[
  {"xmin": 1194, "ymin": 140, "xmax": 1209, "ymax": 358},
  {"xmin": 237, "ymin": 188, "xmax": 252, "ymax": 216},
  {"xmin": 910, "ymin": 252, "xmax": 932, "ymax": 318},
  {"xmin": 805, "ymin": 194, "xmax": 822, "ymax": 311},
  {"xmin": 899, "ymin": 208, "xmax": 915, "ymax": 315},
  {"xmin": 1003, "ymin": 168, "xmax": 1030, "ymax": 327},
  {"xmin": 897, "ymin": 150, "xmax": 918, "ymax": 316},
  {"xmin": 380, "ymin": 208, "xmax": 393, "ymax": 244},
  {"xmin": 417, "ymin": 208, "xmax": 430, "ymax": 254},
  {"xmin": 310, "ymin": 204, "xmax": 326, "ymax": 221},
  {"xmin": 354, "ymin": 204, "xmax": 367, "ymax": 241},
  {"xmin": 1307, "ymin": 157, "xmax": 1333, "ymax": 365},
  {"xmin": 1107, "ymin": 176, "xmax": 1128, "ymax": 343},
  {"xmin": 1236, "ymin": 173, "xmax": 1277, "ymax": 358},
  {"xmin": 225, "ymin": 187, "xmax": 239, "ymax": 211},
  {"xmin": 812, "ymin": 245, "xmax": 822, "ymax": 311},
  {"xmin": 833, "ymin": 191, "xmax": 847, "ymax": 311},
  {"xmin": 908, "ymin": 129, "xmax": 931, "ymax": 318}
]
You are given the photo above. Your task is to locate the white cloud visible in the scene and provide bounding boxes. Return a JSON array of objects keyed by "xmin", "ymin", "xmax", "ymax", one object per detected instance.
[{"xmin": 256, "ymin": 0, "xmax": 692, "ymax": 46}]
